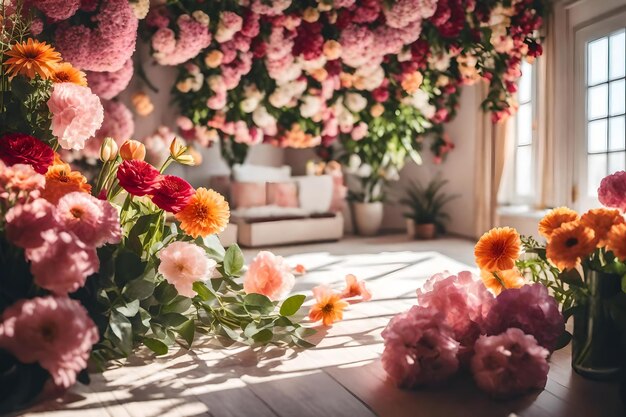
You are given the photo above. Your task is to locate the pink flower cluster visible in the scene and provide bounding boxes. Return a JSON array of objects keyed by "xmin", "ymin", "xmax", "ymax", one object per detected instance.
[
  {"xmin": 5, "ymin": 192, "xmax": 122, "ymax": 294},
  {"xmin": 31, "ymin": 0, "xmax": 81, "ymax": 20},
  {"xmin": 598, "ymin": 171, "xmax": 626, "ymax": 212},
  {"xmin": 86, "ymin": 58, "xmax": 134, "ymax": 100},
  {"xmin": 158, "ymin": 241, "xmax": 217, "ymax": 297},
  {"xmin": 382, "ymin": 273, "xmax": 563, "ymax": 398},
  {"xmin": 84, "ymin": 100, "xmax": 135, "ymax": 160},
  {"xmin": 151, "ymin": 13, "xmax": 212, "ymax": 66},
  {"xmin": 0, "ymin": 162, "xmax": 45, "ymax": 204}
]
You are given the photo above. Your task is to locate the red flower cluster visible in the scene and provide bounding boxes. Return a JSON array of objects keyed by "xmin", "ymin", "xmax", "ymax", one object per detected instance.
[
  {"xmin": 0, "ymin": 133, "xmax": 54, "ymax": 174},
  {"xmin": 293, "ymin": 22, "xmax": 324, "ymax": 61}
]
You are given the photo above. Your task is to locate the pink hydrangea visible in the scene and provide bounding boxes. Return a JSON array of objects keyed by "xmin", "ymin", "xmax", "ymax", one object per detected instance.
[
  {"xmin": 0, "ymin": 296, "xmax": 99, "ymax": 388},
  {"xmin": 382, "ymin": 0, "xmax": 438, "ymax": 29},
  {"xmin": 31, "ymin": 0, "xmax": 80, "ymax": 19},
  {"xmin": 243, "ymin": 251, "xmax": 295, "ymax": 301},
  {"xmin": 352, "ymin": 0, "xmax": 381, "ymax": 23},
  {"xmin": 5, "ymin": 198, "xmax": 57, "ymax": 249},
  {"xmin": 145, "ymin": 5, "xmax": 170, "ymax": 28},
  {"xmin": 152, "ymin": 14, "xmax": 212, "ymax": 65},
  {"xmin": 251, "ymin": 0, "xmax": 291, "ymax": 16},
  {"xmin": 158, "ymin": 241, "xmax": 217, "ymax": 297},
  {"xmin": 381, "ymin": 305, "xmax": 460, "ymax": 388},
  {"xmin": 598, "ymin": 171, "xmax": 626, "ymax": 212},
  {"xmin": 483, "ymin": 284, "xmax": 564, "ymax": 352},
  {"xmin": 85, "ymin": 100, "xmax": 135, "ymax": 159},
  {"xmin": 86, "ymin": 58, "xmax": 134, "ymax": 100},
  {"xmin": 339, "ymin": 24, "xmax": 375, "ymax": 68},
  {"xmin": 417, "ymin": 271, "xmax": 494, "ymax": 359},
  {"xmin": 26, "ymin": 232, "xmax": 99, "ymax": 295},
  {"xmin": 471, "ymin": 328, "xmax": 550, "ymax": 398},
  {"xmin": 55, "ymin": 0, "xmax": 138, "ymax": 72},
  {"xmin": 47, "ymin": 83, "xmax": 104, "ymax": 151},
  {"xmin": 55, "ymin": 192, "xmax": 121, "ymax": 248}
]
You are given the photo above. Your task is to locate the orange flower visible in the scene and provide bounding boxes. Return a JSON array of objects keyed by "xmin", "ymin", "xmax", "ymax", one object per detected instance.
[
  {"xmin": 175, "ymin": 188, "xmax": 230, "ymax": 238},
  {"xmin": 308, "ymin": 285, "xmax": 349, "ymax": 326},
  {"xmin": 340, "ymin": 274, "xmax": 372, "ymax": 301},
  {"xmin": 606, "ymin": 223, "xmax": 626, "ymax": 261},
  {"xmin": 474, "ymin": 227, "xmax": 521, "ymax": 272},
  {"xmin": 4, "ymin": 39, "xmax": 61, "ymax": 79},
  {"xmin": 546, "ymin": 221, "xmax": 596, "ymax": 270},
  {"xmin": 580, "ymin": 208, "xmax": 625, "ymax": 247},
  {"xmin": 119, "ymin": 140, "xmax": 146, "ymax": 161},
  {"xmin": 51, "ymin": 62, "xmax": 87, "ymax": 86},
  {"xmin": 539, "ymin": 207, "xmax": 579, "ymax": 240},
  {"xmin": 293, "ymin": 264, "xmax": 307, "ymax": 275},
  {"xmin": 401, "ymin": 71, "xmax": 424, "ymax": 94},
  {"xmin": 41, "ymin": 160, "xmax": 91, "ymax": 204},
  {"xmin": 480, "ymin": 268, "xmax": 527, "ymax": 295}
]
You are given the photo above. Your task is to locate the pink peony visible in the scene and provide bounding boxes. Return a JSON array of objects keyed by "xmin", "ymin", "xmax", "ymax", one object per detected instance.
[
  {"xmin": 471, "ymin": 328, "xmax": 550, "ymax": 398},
  {"xmin": 26, "ymin": 232, "xmax": 99, "ymax": 295},
  {"xmin": 158, "ymin": 241, "xmax": 217, "ymax": 297},
  {"xmin": 598, "ymin": 171, "xmax": 626, "ymax": 212},
  {"xmin": 55, "ymin": 192, "xmax": 121, "ymax": 247},
  {"xmin": 483, "ymin": 284, "xmax": 564, "ymax": 352},
  {"xmin": 0, "ymin": 296, "xmax": 99, "ymax": 388},
  {"xmin": 31, "ymin": 0, "xmax": 81, "ymax": 19},
  {"xmin": 152, "ymin": 14, "xmax": 212, "ymax": 65},
  {"xmin": 86, "ymin": 58, "xmax": 134, "ymax": 100},
  {"xmin": 381, "ymin": 305, "xmax": 460, "ymax": 388},
  {"xmin": 5, "ymin": 198, "xmax": 57, "ymax": 249},
  {"xmin": 54, "ymin": 0, "xmax": 138, "ymax": 72},
  {"xmin": 85, "ymin": 100, "xmax": 135, "ymax": 160},
  {"xmin": 417, "ymin": 271, "xmax": 494, "ymax": 359},
  {"xmin": 243, "ymin": 251, "xmax": 295, "ymax": 301},
  {"xmin": 47, "ymin": 83, "xmax": 104, "ymax": 151}
]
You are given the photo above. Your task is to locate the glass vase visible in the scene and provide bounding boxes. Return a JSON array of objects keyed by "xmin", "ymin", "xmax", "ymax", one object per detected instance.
[{"xmin": 572, "ymin": 270, "xmax": 622, "ymax": 380}]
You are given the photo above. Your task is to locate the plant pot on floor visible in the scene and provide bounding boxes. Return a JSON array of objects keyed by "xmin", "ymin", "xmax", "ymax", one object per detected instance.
[
  {"xmin": 352, "ymin": 202, "xmax": 383, "ymax": 236},
  {"xmin": 407, "ymin": 220, "xmax": 436, "ymax": 240}
]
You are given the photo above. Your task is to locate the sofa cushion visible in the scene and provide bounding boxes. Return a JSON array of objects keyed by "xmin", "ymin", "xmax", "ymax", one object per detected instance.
[
  {"xmin": 267, "ymin": 181, "xmax": 299, "ymax": 208},
  {"xmin": 232, "ymin": 164, "xmax": 291, "ymax": 183},
  {"xmin": 231, "ymin": 181, "xmax": 267, "ymax": 208},
  {"xmin": 293, "ymin": 175, "xmax": 333, "ymax": 213}
]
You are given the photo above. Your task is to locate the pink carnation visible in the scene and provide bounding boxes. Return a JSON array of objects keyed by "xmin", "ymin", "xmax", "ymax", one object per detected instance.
[
  {"xmin": 55, "ymin": 192, "xmax": 122, "ymax": 248},
  {"xmin": 0, "ymin": 296, "xmax": 99, "ymax": 388},
  {"xmin": 381, "ymin": 305, "xmax": 460, "ymax": 388},
  {"xmin": 26, "ymin": 232, "xmax": 99, "ymax": 295},
  {"xmin": 243, "ymin": 251, "xmax": 295, "ymax": 301},
  {"xmin": 47, "ymin": 83, "xmax": 104, "ymax": 151},
  {"xmin": 471, "ymin": 328, "xmax": 550, "ymax": 398},
  {"xmin": 598, "ymin": 171, "xmax": 626, "ymax": 212},
  {"xmin": 85, "ymin": 100, "xmax": 135, "ymax": 159},
  {"xmin": 251, "ymin": 0, "xmax": 291, "ymax": 16},
  {"xmin": 86, "ymin": 58, "xmax": 134, "ymax": 100},
  {"xmin": 31, "ymin": 0, "xmax": 81, "ymax": 19},
  {"xmin": 0, "ymin": 163, "xmax": 45, "ymax": 203},
  {"xmin": 417, "ymin": 271, "xmax": 494, "ymax": 358},
  {"xmin": 55, "ymin": 0, "xmax": 138, "ymax": 72},
  {"xmin": 382, "ymin": 0, "xmax": 438, "ymax": 29},
  {"xmin": 5, "ymin": 198, "xmax": 57, "ymax": 249},
  {"xmin": 483, "ymin": 284, "xmax": 564, "ymax": 352},
  {"xmin": 152, "ymin": 14, "xmax": 212, "ymax": 65},
  {"xmin": 339, "ymin": 24, "xmax": 375, "ymax": 68},
  {"xmin": 158, "ymin": 241, "xmax": 217, "ymax": 297}
]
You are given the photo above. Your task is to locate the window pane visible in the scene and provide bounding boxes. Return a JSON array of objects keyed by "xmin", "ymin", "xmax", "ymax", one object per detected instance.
[
  {"xmin": 587, "ymin": 154, "xmax": 607, "ymax": 196},
  {"xmin": 518, "ymin": 61, "xmax": 532, "ymax": 103},
  {"xmin": 588, "ymin": 37, "xmax": 609, "ymax": 85},
  {"xmin": 609, "ymin": 152, "xmax": 626, "ymax": 173},
  {"xmin": 610, "ymin": 31, "xmax": 625, "ymax": 79},
  {"xmin": 609, "ymin": 116, "xmax": 625, "ymax": 151},
  {"xmin": 517, "ymin": 103, "xmax": 532, "ymax": 145},
  {"xmin": 588, "ymin": 84, "xmax": 608, "ymax": 119},
  {"xmin": 516, "ymin": 145, "xmax": 532, "ymax": 196},
  {"xmin": 588, "ymin": 119, "xmax": 608, "ymax": 152},
  {"xmin": 609, "ymin": 79, "xmax": 625, "ymax": 116}
]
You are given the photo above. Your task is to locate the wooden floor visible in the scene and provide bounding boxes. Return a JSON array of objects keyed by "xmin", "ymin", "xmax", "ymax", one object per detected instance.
[{"xmin": 23, "ymin": 235, "xmax": 624, "ymax": 417}]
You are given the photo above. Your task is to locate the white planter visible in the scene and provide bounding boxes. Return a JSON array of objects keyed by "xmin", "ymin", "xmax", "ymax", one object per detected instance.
[{"xmin": 352, "ymin": 202, "xmax": 384, "ymax": 236}]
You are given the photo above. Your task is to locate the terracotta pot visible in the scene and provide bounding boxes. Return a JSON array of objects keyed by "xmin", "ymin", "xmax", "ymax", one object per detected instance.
[
  {"xmin": 411, "ymin": 222, "xmax": 436, "ymax": 240},
  {"xmin": 352, "ymin": 202, "xmax": 384, "ymax": 236}
]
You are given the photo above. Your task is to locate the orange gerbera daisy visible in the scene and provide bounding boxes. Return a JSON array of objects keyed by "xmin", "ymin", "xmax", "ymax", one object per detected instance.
[
  {"xmin": 308, "ymin": 285, "xmax": 349, "ymax": 326},
  {"xmin": 51, "ymin": 62, "xmax": 87, "ymax": 86},
  {"xmin": 581, "ymin": 208, "xmax": 625, "ymax": 247},
  {"xmin": 474, "ymin": 227, "xmax": 521, "ymax": 272},
  {"xmin": 40, "ymin": 160, "xmax": 91, "ymax": 204},
  {"xmin": 546, "ymin": 221, "xmax": 596, "ymax": 270},
  {"xmin": 175, "ymin": 188, "xmax": 230, "ymax": 238},
  {"xmin": 606, "ymin": 223, "xmax": 626, "ymax": 261},
  {"xmin": 538, "ymin": 207, "xmax": 579, "ymax": 240},
  {"xmin": 480, "ymin": 268, "xmax": 527, "ymax": 295},
  {"xmin": 4, "ymin": 39, "xmax": 62, "ymax": 79}
]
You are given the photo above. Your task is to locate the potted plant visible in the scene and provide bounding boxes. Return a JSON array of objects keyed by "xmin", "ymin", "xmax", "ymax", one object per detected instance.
[{"xmin": 399, "ymin": 176, "xmax": 458, "ymax": 240}]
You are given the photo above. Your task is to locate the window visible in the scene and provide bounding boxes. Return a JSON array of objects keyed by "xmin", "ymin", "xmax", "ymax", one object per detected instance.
[
  {"xmin": 585, "ymin": 30, "xmax": 626, "ymax": 198},
  {"xmin": 513, "ymin": 60, "xmax": 536, "ymax": 200}
]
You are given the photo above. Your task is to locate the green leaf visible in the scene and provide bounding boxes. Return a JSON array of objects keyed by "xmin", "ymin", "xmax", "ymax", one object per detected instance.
[
  {"xmin": 109, "ymin": 311, "xmax": 133, "ymax": 355},
  {"xmin": 143, "ymin": 338, "xmax": 168, "ymax": 355},
  {"xmin": 554, "ymin": 331, "xmax": 572, "ymax": 350},
  {"xmin": 115, "ymin": 299, "xmax": 140, "ymax": 317},
  {"xmin": 198, "ymin": 234, "xmax": 226, "ymax": 261},
  {"xmin": 244, "ymin": 293, "xmax": 275, "ymax": 315},
  {"xmin": 292, "ymin": 336, "xmax": 316, "ymax": 348},
  {"xmin": 558, "ymin": 269, "xmax": 585, "ymax": 288},
  {"xmin": 622, "ymin": 275, "xmax": 626, "ymax": 294},
  {"xmin": 115, "ymin": 250, "xmax": 146, "ymax": 285},
  {"xmin": 193, "ymin": 281, "xmax": 216, "ymax": 301},
  {"xmin": 252, "ymin": 329, "xmax": 273, "ymax": 343},
  {"xmin": 154, "ymin": 281, "xmax": 178, "ymax": 304},
  {"xmin": 162, "ymin": 296, "xmax": 193, "ymax": 314},
  {"xmin": 176, "ymin": 319, "xmax": 195, "ymax": 349},
  {"xmin": 279, "ymin": 294, "xmax": 306, "ymax": 316},
  {"xmin": 158, "ymin": 313, "xmax": 189, "ymax": 327},
  {"xmin": 223, "ymin": 244, "xmax": 245, "ymax": 277},
  {"xmin": 295, "ymin": 327, "xmax": 317, "ymax": 339},
  {"xmin": 123, "ymin": 278, "xmax": 155, "ymax": 301}
]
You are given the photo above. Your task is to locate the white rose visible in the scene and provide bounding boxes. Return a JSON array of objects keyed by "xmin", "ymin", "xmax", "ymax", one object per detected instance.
[
  {"xmin": 252, "ymin": 106, "xmax": 276, "ymax": 128},
  {"xmin": 344, "ymin": 93, "xmax": 368, "ymax": 113},
  {"xmin": 429, "ymin": 53, "xmax": 451, "ymax": 72},
  {"xmin": 358, "ymin": 65, "xmax": 385, "ymax": 91},
  {"xmin": 241, "ymin": 97, "xmax": 260, "ymax": 113},
  {"xmin": 357, "ymin": 163, "xmax": 373, "ymax": 178},
  {"xmin": 299, "ymin": 95, "xmax": 323, "ymax": 118}
]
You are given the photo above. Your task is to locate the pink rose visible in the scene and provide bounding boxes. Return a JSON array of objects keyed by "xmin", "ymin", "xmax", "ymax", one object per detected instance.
[
  {"xmin": 0, "ymin": 296, "xmax": 99, "ymax": 388},
  {"xmin": 47, "ymin": 83, "xmax": 104, "ymax": 151},
  {"xmin": 5, "ymin": 198, "xmax": 57, "ymax": 249},
  {"xmin": 158, "ymin": 241, "xmax": 217, "ymax": 297},
  {"xmin": 350, "ymin": 122, "xmax": 368, "ymax": 141},
  {"xmin": 243, "ymin": 251, "xmax": 295, "ymax": 301},
  {"xmin": 471, "ymin": 328, "xmax": 549, "ymax": 398},
  {"xmin": 381, "ymin": 305, "xmax": 459, "ymax": 388},
  {"xmin": 598, "ymin": 171, "xmax": 626, "ymax": 212}
]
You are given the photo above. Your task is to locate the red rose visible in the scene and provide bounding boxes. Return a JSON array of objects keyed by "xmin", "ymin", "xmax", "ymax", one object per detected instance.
[
  {"xmin": 151, "ymin": 175, "xmax": 195, "ymax": 213},
  {"xmin": 116, "ymin": 160, "xmax": 161, "ymax": 196},
  {"xmin": 0, "ymin": 133, "xmax": 54, "ymax": 174}
]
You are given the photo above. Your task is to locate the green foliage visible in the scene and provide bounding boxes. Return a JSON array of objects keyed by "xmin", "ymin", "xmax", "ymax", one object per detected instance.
[{"xmin": 397, "ymin": 175, "xmax": 458, "ymax": 232}]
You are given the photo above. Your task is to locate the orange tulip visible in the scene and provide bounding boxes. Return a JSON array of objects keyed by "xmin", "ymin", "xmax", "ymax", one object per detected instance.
[{"xmin": 119, "ymin": 140, "xmax": 146, "ymax": 161}]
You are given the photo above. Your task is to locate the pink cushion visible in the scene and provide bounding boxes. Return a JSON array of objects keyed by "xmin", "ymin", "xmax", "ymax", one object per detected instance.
[
  {"xmin": 231, "ymin": 182, "xmax": 267, "ymax": 208},
  {"xmin": 267, "ymin": 182, "xmax": 299, "ymax": 208}
]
